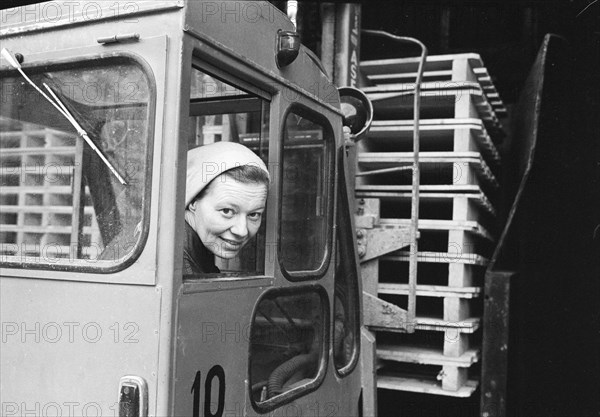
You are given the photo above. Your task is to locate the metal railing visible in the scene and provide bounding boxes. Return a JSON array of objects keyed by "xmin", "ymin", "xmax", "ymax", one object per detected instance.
[{"xmin": 360, "ymin": 30, "xmax": 428, "ymax": 328}]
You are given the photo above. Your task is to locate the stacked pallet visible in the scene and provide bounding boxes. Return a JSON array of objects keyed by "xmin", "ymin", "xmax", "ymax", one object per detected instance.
[
  {"xmin": 357, "ymin": 54, "xmax": 504, "ymax": 397},
  {"xmin": 0, "ymin": 117, "xmax": 100, "ymax": 261}
]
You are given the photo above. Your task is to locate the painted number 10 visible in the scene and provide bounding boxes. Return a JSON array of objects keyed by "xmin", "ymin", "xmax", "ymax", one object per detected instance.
[{"xmin": 191, "ymin": 365, "xmax": 226, "ymax": 417}]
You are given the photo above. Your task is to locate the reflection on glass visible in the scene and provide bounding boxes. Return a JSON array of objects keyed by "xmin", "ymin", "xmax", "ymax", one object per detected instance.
[
  {"xmin": 279, "ymin": 110, "xmax": 331, "ymax": 274},
  {"xmin": 249, "ymin": 290, "xmax": 325, "ymax": 407},
  {"xmin": 0, "ymin": 58, "xmax": 152, "ymax": 267},
  {"xmin": 333, "ymin": 229, "xmax": 358, "ymax": 372}
]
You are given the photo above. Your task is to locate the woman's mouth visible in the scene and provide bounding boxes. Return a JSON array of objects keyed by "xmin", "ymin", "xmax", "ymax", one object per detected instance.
[{"xmin": 220, "ymin": 237, "xmax": 244, "ymax": 248}]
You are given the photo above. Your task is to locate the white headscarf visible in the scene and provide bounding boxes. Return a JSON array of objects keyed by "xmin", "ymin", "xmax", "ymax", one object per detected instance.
[{"xmin": 185, "ymin": 142, "xmax": 270, "ymax": 207}]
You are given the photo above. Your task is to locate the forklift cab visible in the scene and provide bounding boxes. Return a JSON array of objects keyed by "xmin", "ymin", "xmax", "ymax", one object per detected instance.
[{"xmin": 0, "ymin": 2, "xmax": 365, "ymax": 416}]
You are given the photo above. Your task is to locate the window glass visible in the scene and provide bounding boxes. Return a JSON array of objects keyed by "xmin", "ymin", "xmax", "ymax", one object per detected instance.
[
  {"xmin": 333, "ymin": 187, "xmax": 359, "ymax": 373},
  {"xmin": 279, "ymin": 109, "xmax": 332, "ymax": 276},
  {"xmin": 186, "ymin": 68, "xmax": 269, "ymax": 276},
  {"xmin": 0, "ymin": 57, "xmax": 152, "ymax": 269},
  {"xmin": 249, "ymin": 289, "xmax": 327, "ymax": 409}
]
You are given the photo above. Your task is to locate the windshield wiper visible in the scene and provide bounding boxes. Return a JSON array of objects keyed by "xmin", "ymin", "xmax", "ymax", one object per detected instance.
[{"xmin": 1, "ymin": 48, "xmax": 127, "ymax": 185}]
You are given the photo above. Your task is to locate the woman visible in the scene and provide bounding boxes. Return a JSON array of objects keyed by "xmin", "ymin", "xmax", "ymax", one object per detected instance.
[{"xmin": 183, "ymin": 142, "xmax": 270, "ymax": 274}]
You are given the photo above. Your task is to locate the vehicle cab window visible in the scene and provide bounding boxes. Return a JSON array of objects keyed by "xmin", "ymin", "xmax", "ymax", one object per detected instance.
[
  {"xmin": 249, "ymin": 288, "xmax": 328, "ymax": 410},
  {"xmin": 185, "ymin": 67, "xmax": 270, "ymax": 277},
  {"xmin": 0, "ymin": 56, "xmax": 154, "ymax": 271},
  {"xmin": 279, "ymin": 107, "xmax": 334, "ymax": 279}
]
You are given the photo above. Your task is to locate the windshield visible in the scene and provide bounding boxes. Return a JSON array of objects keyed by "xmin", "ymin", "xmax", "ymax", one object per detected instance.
[{"xmin": 0, "ymin": 56, "xmax": 153, "ymax": 270}]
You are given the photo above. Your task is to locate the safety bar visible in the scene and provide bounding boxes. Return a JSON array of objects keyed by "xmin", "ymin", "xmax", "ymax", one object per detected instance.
[{"xmin": 360, "ymin": 30, "xmax": 428, "ymax": 329}]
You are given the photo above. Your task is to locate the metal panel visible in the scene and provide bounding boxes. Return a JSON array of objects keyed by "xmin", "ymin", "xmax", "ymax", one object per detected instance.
[
  {"xmin": 480, "ymin": 271, "xmax": 513, "ymax": 417},
  {"xmin": 173, "ymin": 284, "xmax": 268, "ymax": 417},
  {"xmin": 0, "ymin": 277, "xmax": 162, "ymax": 416}
]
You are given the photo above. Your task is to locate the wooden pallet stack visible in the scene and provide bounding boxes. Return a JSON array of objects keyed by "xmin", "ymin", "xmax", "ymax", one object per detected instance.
[
  {"xmin": 0, "ymin": 117, "xmax": 100, "ymax": 260},
  {"xmin": 357, "ymin": 54, "xmax": 505, "ymax": 397}
]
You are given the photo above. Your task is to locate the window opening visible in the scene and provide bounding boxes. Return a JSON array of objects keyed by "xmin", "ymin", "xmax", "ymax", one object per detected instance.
[
  {"xmin": 279, "ymin": 107, "xmax": 333, "ymax": 277},
  {"xmin": 186, "ymin": 67, "xmax": 270, "ymax": 276},
  {"xmin": 249, "ymin": 288, "xmax": 327, "ymax": 409}
]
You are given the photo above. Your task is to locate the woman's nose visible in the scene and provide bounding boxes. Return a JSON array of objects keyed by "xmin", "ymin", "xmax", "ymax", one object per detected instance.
[{"xmin": 229, "ymin": 215, "xmax": 249, "ymax": 238}]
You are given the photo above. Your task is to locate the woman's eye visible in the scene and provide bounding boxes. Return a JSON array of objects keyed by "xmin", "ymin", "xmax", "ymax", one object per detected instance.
[
  {"xmin": 219, "ymin": 208, "xmax": 234, "ymax": 217},
  {"xmin": 248, "ymin": 212, "xmax": 262, "ymax": 220}
]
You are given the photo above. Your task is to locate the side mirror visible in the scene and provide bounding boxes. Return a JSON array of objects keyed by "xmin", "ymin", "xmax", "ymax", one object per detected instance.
[{"xmin": 338, "ymin": 87, "xmax": 373, "ymax": 141}]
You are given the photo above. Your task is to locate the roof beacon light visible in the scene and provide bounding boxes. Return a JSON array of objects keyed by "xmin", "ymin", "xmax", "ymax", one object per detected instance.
[{"xmin": 276, "ymin": 30, "xmax": 300, "ymax": 68}]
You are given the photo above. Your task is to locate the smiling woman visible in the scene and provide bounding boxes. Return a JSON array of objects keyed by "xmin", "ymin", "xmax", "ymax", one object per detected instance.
[{"xmin": 183, "ymin": 142, "xmax": 270, "ymax": 275}]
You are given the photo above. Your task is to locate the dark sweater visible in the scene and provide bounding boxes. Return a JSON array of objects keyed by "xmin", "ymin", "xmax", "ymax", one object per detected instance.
[{"xmin": 182, "ymin": 221, "xmax": 220, "ymax": 275}]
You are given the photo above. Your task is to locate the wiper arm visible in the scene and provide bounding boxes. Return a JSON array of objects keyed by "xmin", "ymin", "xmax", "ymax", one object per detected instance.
[
  {"xmin": 1, "ymin": 48, "xmax": 127, "ymax": 185},
  {"xmin": 42, "ymin": 84, "xmax": 127, "ymax": 184}
]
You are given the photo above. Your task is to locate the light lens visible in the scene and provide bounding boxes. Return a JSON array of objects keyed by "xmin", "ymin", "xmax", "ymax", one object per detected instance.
[{"xmin": 276, "ymin": 30, "xmax": 300, "ymax": 67}]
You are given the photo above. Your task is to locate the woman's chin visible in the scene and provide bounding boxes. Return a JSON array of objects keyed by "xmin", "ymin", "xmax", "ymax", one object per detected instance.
[{"xmin": 215, "ymin": 249, "xmax": 241, "ymax": 260}]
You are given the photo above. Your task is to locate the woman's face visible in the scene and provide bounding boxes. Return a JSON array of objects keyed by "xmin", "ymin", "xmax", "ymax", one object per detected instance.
[{"xmin": 188, "ymin": 177, "xmax": 268, "ymax": 259}]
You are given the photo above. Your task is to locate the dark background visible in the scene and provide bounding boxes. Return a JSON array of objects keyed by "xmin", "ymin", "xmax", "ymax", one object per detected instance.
[{"xmin": 360, "ymin": 2, "xmax": 599, "ymax": 416}]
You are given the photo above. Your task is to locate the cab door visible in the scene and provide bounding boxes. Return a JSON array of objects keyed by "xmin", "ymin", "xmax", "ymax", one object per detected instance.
[
  {"xmin": 173, "ymin": 57, "xmax": 361, "ymax": 417},
  {"xmin": 172, "ymin": 63, "xmax": 277, "ymax": 417}
]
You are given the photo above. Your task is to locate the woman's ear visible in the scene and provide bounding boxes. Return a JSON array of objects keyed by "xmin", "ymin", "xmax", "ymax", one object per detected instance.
[{"xmin": 187, "ymin": 200, "xmax": 197, "ymax": 213}]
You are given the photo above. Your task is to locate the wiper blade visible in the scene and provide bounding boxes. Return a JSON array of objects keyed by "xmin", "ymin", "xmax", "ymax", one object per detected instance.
[{"xmin": 1, "ymin": 48, "xmax": 127, "ymax": 185}]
